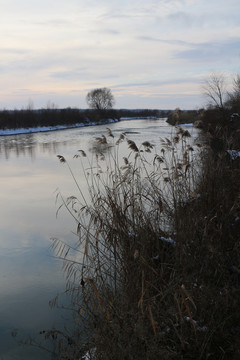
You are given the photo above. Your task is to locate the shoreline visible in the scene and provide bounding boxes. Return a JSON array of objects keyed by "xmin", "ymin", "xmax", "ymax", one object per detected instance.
[
  {"xmin": 0, "ymin": 117, "xmax": 193, "ymax": 137},
  {"xmin": 0, "ymin": 116, "xmax": 162, "ymax": 137},
  {"xmin": 0, "ymin": 118, "xmax": 119, "ymax": 137}
]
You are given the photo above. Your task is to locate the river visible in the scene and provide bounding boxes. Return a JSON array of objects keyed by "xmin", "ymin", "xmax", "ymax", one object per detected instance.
[{"xmin": 0, "ymin": 118, "xmax": 198, "ymax": 359}]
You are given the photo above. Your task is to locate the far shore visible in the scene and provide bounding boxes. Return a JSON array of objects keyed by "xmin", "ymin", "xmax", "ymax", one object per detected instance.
[
  {"xmin": 0, "ymin": 119, "xmax": 117, "ymax": 136},
  {"xmin": 0, "ymin": 116, "xmax": 168, "ymax": 136}
]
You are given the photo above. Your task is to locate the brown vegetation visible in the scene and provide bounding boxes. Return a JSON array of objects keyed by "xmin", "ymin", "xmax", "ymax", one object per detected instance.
[
  {"xmin": 20, "ymin": 73, "xmax": 240, "ymax": 359},
  {"xmin": 32, "ymin": 113, "xmax": 240, "ymax": 359}
]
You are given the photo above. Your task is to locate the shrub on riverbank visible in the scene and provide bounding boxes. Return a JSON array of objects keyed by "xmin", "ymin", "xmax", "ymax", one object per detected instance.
[
  {"xmin": 166, "ymin": 108, "xmax": 199, "ymax": 126},
  {"xmin": 42, "ymin": 120, "xmax": 240, "ymax": 359}
]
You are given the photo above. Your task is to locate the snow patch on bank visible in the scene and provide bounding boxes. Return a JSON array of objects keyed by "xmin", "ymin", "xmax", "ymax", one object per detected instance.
[
  {"xmin": 180, "ymin": 123, "xmax": 194, "ymax": 127},
  {"xmin": 120, "ymin": 116, "xmax": 158, "ymax": 120},
  {"xmin": 226, "ymin": 150, "xmax": 240, "ymax": 160},
  {"xmin": 82, "ymin": 348, "xmax": 96, "ymax": 360},
  {"xmin": 160, "ymin": 236, "xmax": 176, "ymax": 247}
]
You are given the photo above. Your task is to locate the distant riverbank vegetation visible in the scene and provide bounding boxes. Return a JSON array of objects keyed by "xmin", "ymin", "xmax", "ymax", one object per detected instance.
[
  {"xmin": 0, "ymin": 107, "xmax": 166, "ymax": 131},
  {"xmin": 0, "ymin": 86, "xmax": 167, "ymax": 131}
]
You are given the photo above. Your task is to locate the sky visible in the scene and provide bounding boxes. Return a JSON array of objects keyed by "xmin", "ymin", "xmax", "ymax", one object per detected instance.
[{"xmin": 0, "ymin": 0, "xmax": 240, "ymax": 110}]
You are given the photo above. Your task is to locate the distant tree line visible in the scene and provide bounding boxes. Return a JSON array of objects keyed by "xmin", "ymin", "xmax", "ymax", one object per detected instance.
[
  {"xmin": 0, "ymin": 87, "xmax": 173, "ymax": 130},
  {"xmin": 0, "ymin": 108, "xmax": 169, "ymax": 131},
  {"xmin": 0, "ymin": 108, "xmax": 88, "ymax": 130}
]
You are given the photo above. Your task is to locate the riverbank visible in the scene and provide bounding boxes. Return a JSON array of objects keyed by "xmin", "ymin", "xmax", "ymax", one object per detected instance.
[
  {"xmin": 6, "ymin": 111, "xmax": 238, "ymax": 358},
  {"xmin": 0, "ymin": 116, "xmax": 164, "ymax": 136},
  {"xmin": 0, "ymin": 108, "xmax": 163, "ymax": 136},
  {"xmin": 37, "ymin": 114, "xmax": 238, "ymax": 359},
  {"xmin": 0, "ymin": 118, "xmax": 118, "ymax": 136}
]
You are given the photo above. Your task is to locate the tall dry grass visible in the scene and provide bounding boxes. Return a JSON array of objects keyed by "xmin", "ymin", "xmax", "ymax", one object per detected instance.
[{"xmin": 39, "ymin": 126, "xmax": 239, "ymax": 359}]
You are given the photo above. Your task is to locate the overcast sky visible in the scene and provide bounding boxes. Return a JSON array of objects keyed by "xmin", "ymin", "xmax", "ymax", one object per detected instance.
[{"xmin": 0, "ymin": 0, "xmax": 239, "ymax": 109}]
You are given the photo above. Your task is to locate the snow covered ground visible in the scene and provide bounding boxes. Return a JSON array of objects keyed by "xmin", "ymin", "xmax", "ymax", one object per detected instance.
[
  {"xmin": 226, "ymin": 149, "xmax": 240, "ymax": 160},
  {"xmin": 120, "ymin": 116, "xmax": 158, "ymax": 120},
  {"xmin": 180, "ymin": 123, "xmax": 194, "ymax": 127}
]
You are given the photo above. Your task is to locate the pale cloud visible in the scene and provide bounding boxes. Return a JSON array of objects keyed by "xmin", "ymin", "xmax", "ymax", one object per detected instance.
[
  {"xmin": 175, "ymin": 38, "xmax": 240, "ymax": 63},
  {"xmin": 111, "ymin": 77, "xmax": 200, "ymax": 89},
  {"xmin": 0, "ymin": 0, "xmax": 239, "ymax": 109},
  {"xmin": 137, "ymin": 36, "xmax": 194, "ymax": 47}
]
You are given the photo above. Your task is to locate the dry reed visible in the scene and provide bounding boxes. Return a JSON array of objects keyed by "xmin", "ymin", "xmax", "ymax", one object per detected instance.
[{"xmin": 33, "ymin": 125, "xmax": 240, "ymax": 359}]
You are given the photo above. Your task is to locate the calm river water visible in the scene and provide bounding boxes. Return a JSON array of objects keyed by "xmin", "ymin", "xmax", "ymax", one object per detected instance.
[{"xmin": 0, "ymin": 118, "xmax": 198, "ymax": 359}]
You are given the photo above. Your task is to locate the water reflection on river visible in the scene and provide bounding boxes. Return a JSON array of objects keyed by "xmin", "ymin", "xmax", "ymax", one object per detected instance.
[{"xmin": 0, "ymin": 119, "xmax": 198, "ymax": 359}]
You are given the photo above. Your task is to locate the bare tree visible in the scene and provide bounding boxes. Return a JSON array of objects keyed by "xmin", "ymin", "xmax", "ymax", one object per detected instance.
[
  {"xmin": 86, "ymin": 87, "xmax": 115, "ymax": 111},
  {"xmin": 203, "ymin": 73, "xmax": 227, "ymax": 110},
  {"xmin": 233, "ymin": 74, "xmax": 240, "ymax": 95},
  {"xmin": 227, "ymin": 74, "xmax": 240, "ymax": 113},
  {"xmin": 26, "ymin": 98, "xmax": 34, "ymax": 111}
]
